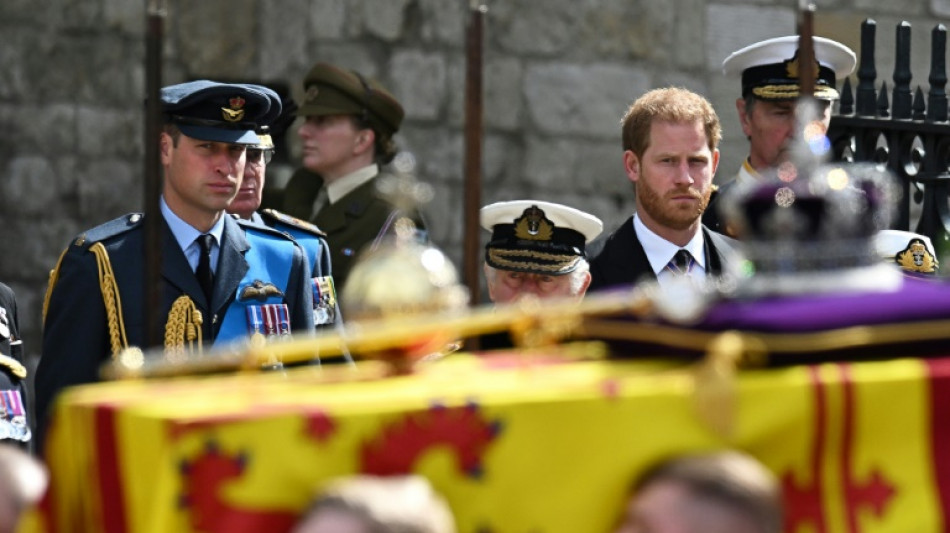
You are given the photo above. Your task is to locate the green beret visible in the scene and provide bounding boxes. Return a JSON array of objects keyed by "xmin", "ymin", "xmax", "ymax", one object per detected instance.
[{"xmin": 298, "ymin": 62, "xmax": 404, "ymax": 137}]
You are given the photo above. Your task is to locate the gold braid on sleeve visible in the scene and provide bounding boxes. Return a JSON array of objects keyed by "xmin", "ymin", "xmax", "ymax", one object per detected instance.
[
  {"xmin": 89, "ymin": 243, "xmax": 129, "ymax": 358},
  {"xmin": 42, "ymin": 248, "xmax": 69, "ymax": 325},
  {"xmin": 164, "ymin": 296, "xmax": 204, "ymax": 359}
]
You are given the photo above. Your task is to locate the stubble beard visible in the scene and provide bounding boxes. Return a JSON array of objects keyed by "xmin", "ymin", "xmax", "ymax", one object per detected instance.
[{"xmin": 636, "ymin": 179, "xmax": 711, "ymax": 231}]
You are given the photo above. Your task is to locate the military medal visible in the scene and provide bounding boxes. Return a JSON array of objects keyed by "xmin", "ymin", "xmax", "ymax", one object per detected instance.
[
  {"xmin": 0, "ymin": 390, "xmax": 28, "ymax": 442},
  {"xmin": 245, "ymin": 304, "xmax": 291, "ymax": 338},
  {"xmin": 311, "ymin": 276, "xmax": 338, "ymax": 326},
  {"xmin": 315, "ymin": 307, "xmax": 329, "ymax": 326},
  {"xmin": 0, "ymin": 391, "xmax": 9, "ymax": 439}
]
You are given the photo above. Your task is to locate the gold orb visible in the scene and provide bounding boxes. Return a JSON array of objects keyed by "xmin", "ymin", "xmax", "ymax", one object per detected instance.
[{"xmin": 342, "ymin": 234, "xmax": 469, "ymax": 322}]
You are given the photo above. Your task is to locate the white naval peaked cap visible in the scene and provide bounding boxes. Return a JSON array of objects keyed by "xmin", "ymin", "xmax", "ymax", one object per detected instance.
[
  {"xmin": 873, "ymin": 229, "xmax": 939, "ymax": 275},
  {"xmin": 722, "ymin": 35, "xmax": 856, "ymax": 101},
  {"xmin": 480, "ymin": 200, "xmax": 603, "ymax": 275},
  {"xmin": 480, "ymin": 200, "xmax": 603, "ymax": 242}
]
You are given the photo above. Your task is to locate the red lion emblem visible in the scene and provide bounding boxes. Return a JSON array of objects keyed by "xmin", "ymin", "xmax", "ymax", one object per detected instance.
[
  {"xmin": 360, "ymin": 403, "xmax": 502, "ymax": 478},
  {"xmin": 179, "ymin": 441, "xmax": 298, "ymax": 533}
]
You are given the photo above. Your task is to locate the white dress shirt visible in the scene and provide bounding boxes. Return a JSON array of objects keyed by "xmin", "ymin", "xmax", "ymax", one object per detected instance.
[{"xmin": 633, "ymin": 213, "xmax": 706, "ymax": 287}]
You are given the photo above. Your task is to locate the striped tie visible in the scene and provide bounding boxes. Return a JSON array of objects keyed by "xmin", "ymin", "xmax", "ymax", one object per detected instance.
[{"xmin": 666, "ymin": 249, "xmax": 693, "ymax": 275}]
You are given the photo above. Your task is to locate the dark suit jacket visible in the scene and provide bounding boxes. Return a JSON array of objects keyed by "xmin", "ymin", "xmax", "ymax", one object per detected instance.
[
  {"xmin": 36, "ymin": 213, "xmax": 312, "ymax": 449},
  {"xmin": 283, "ymin": 168, "xmax": 427, "ymax": 290},
  {"xmin": 588, "ymin": 215, "xmax": 739, "ymax": 292}
]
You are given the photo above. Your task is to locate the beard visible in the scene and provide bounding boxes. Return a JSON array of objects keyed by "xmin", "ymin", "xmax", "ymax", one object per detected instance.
[{"xmin": 635, "ymin": 178, "xmax": 711, "ymax": 231}]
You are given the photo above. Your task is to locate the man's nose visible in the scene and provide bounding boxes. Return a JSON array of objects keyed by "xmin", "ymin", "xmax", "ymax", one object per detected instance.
[
  {"xmin": 213, "ymin": 150, "xmax": 239, "ymax": 175},
  {"xmin": 673, "ymin": 162, "xmax": 694, "ymax": 184}
]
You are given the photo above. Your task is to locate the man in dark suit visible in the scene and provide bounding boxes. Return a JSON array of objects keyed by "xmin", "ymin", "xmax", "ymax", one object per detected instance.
[
  {"xmin": 38, "ymin": 81, "xmax": 315, "ymax": 450},
  {"xmin": 282, "ymin": 62, "xmax": 426, "ymax": 291},
  {"xmin": 589, "ymin": 87, "xmax": 739, "ymax": 292}
]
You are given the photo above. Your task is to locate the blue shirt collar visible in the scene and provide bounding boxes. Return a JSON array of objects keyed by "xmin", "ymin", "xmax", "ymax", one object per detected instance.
[{"xmin": 160, "ymin": 197, "xmax": 225, "ymax": 248}]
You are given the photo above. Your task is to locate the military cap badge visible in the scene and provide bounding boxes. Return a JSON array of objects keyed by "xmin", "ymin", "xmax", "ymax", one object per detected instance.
[
  {"xmin": 305, "ymin": 85, "xmax": 320, "ymax": 104},
  {"xmin": 896, "ymin": 238, "xmax": 938, "ymax": 274},
  {"xmin": 784, "ymin": 51, "xmax": 820, "ymax": 81},
  {"xmin": 513, "ymin": 205, "xmax": 554, "ymax": 241},
  {"xmin": 481, "ymin": 200, "xmax": 603, "ymax": 275},
  {"xmin": 222, "ymin": 95, "xmax": 246, "ymax": 122}
]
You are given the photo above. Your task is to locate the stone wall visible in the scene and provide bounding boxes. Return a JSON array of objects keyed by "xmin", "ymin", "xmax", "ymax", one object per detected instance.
[{"xmin": 2, "ymin": 0, "xmax": 949, "ymax": 361}]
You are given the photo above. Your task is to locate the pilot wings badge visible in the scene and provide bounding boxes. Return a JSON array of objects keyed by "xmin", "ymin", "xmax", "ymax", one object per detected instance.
[{"xmin": 239, "ymin": 280, "xmax": 284, "ymax": 302}]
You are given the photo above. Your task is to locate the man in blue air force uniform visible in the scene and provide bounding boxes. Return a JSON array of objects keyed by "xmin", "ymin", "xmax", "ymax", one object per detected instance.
[
  {"xmin": 37, "ymin": 81, "xmax": 315, "ymax": 448},
  {"xmin": 227, "ymin": 85, "xmax": 339, "ymax": 328}
]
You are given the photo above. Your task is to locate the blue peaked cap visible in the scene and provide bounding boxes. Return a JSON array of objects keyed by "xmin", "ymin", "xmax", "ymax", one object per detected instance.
[
  {"xmin": 237, "ymin": 84, "xmax": 282, "ymax": 149},
  {"xmin": 161, "ymin": 80, "xmax": 274, "ymax": 145},
  {"xmin": 238, "ymin": 84, "xmax": 282, "ymax": 127}
]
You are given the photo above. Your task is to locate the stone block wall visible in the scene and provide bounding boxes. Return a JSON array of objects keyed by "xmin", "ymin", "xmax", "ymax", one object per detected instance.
[{"xmin": 2, "ymin": 0, "xmax": 949, "ymax": 361}]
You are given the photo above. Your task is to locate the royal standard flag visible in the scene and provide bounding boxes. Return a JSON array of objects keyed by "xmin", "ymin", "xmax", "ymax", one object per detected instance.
[{"xmin": 20, "ymin": 351, "xmax": 950, "ymax": 533}]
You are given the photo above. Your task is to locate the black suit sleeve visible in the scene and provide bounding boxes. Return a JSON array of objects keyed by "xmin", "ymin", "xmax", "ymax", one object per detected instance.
[{"xmin": 36, "ymin": 245, "xmax": 111, "ymax": 451}]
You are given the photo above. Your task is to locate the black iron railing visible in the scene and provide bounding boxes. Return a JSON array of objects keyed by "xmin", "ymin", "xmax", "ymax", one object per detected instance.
[{"xmin": 827, "ymin": 19, "xmax": 950, "ymax": 258}]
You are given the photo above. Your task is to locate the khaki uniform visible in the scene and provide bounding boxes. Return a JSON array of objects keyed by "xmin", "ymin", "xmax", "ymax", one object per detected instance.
[{"xmin": 283, "ymin": 168, "xmax": 426, "ymax": 290}]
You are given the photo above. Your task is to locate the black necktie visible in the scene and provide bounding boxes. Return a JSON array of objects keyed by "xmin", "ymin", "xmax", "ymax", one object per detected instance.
[
  {"xmin": 196, "ymin": 234, "xmax": 215, "ymax": 303},
  {"xmin": 668, "ymin": 249, "xmax": 693, "ymax": 275}
]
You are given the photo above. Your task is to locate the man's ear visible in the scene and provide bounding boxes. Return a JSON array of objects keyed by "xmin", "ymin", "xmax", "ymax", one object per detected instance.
[
  {"xmin": 160, "ymin": 132, "xmax": 173, "ymax": 165},
  {"xmin": 354, "ymin": 128, "xmax": 376, "ymax": 155},
  {"xmin": 576, "ymin": 271, "xmax": 592, "ymax": 299},
  {"xmin": 623, "ymin": 150, "xmax": 640, "ymax": 185}
]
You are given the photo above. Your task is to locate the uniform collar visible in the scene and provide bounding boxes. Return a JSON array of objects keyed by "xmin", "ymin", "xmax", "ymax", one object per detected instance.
[
  {"xmin": 326, "ymin": 164, "xmax": 379, "ymax": 204},
  {"xmin": 160, "ymin": 196, "xmax": 225, "ymax": 251},
  {"xmin": 736, "ymin": 158, "xmax": 761, "ymax": 187}
]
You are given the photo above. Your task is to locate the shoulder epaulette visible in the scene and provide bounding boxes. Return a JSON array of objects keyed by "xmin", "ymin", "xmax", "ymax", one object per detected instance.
[
  {"xmin": 72, "ymin": 213, "xmax": 144, "ymax": 249},
  {"xmin": 235, "ymin": 217, "xmax": 297, "ymax": 241},
  {"xmin": 260, "ymin": 208, "xmax": 327, "ymax": 237}
]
